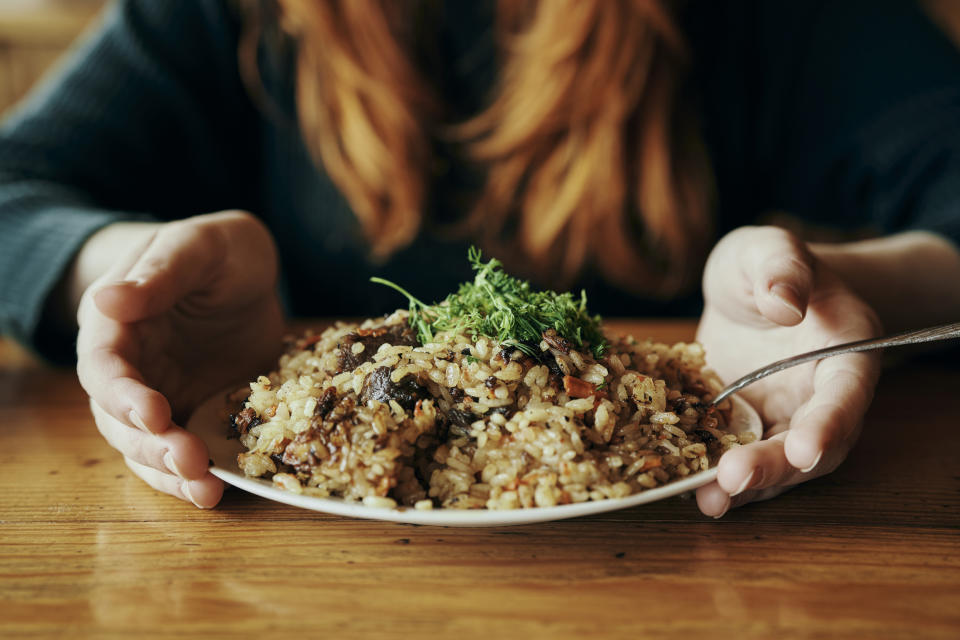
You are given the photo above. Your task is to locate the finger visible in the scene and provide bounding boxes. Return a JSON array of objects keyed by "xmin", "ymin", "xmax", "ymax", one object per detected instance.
[
  {"xmin": 76, "ymin": 320, "xmax": 172, "ymax": 434},
  {"xmin": 714, "ymin": 430, "xmax": 799, "ymax": 496},
  {"xmin": 783, "ymin": 351, "xmax": 878, "ymax": 472},
  {"xmin": 698, "ymin": 431, "xmax": 795, "ymax": 517},
  {"xmin": 707, "ymin": 353, "xmax": 877, "ymax": 512},
  {"xmin": 75, "ymin": 228, "xmax": 158, "ymax": 328},
  {"xmin": 91, "ymin": 399, "xmax": 211, "ymax": 480},
  {"xmin": 704, "ymin": 226, "xmax": 815, "ymax": 327},
  {"xmin": 697, "ymin": 471, "xmax": 796, "ymax": 518},
  {"xmin": 92, "ymin": 221, "xmax": 223, "ymax": 322},
  {"xmin": 696, "ymin": 481, "xmax": 730, "ymax": 517},
  {"xmin": 76, "ymin": 242, "xmax": 175, "ymax": 434},
  {"xmin": 93, "ymin": 211, "xmax": 276, "ymax": 323},
  {"xmin": 125, "ymin": 458, "xmax": 224, "ymax": 508}
]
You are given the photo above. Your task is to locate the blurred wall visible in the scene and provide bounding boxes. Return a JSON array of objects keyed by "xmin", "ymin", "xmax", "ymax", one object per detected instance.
[
  {"xmin": 0, "ymin": 0, "xmax": 107, "ymax": 116},
  {"xmin": 0, "ymin": 0, "xmax": 958, "ymax": 120}
]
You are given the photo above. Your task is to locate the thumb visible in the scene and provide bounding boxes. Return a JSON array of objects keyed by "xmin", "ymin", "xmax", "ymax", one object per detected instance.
[{"xmin": 703, "ymin": 226, "xmax": 815, "ymax": 327}]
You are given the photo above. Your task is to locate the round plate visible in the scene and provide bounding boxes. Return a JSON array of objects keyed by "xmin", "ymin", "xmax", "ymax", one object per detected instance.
[{"xmin": 187, "ymin": 392, "xmax": 761, "ymax": 527}]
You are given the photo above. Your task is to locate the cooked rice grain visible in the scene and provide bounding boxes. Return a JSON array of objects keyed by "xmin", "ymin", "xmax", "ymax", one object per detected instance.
[{"xmin": 227, "ymin": 313, "xmax": 747, "ymax": 510}]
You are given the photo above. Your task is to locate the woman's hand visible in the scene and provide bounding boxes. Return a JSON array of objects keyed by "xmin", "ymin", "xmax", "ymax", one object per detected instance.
[
  {"xmin": 695, "ymin": 226, "xmax": 883, "ymax": 517},
  {"xmin": 76, "ymin": 211, "xmax": 284, "ymax": 507}
]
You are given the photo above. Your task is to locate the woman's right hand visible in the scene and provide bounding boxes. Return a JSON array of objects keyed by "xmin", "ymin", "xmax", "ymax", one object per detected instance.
[{"xmin": 75, "ymin": 211, "xmax": 284, "ymax": 507}]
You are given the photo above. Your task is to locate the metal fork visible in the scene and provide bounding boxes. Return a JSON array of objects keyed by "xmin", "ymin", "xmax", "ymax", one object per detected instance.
[{"xmin": 712, "ymin": 321, "xmax": 960, "ymax": 406}]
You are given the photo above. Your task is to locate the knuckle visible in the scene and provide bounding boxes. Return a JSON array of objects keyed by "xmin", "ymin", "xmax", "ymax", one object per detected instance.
[
  {"xmin": 76, "ymin": 288, "xmax": 95, "ymax": 327},
  {"xmin": 757, "ymin": 227, "xmax": 810, "ymax": 260},
  {"xmin": 193, "ymin": 220, "xmax": 234, "ymax": 265},
  {"xmin": 126, "ymin": 430, "xmax": 165, "ymax": 469},
  {"xmin": 761, "ymin": 253, "xmax": 813, "ymax": 281},
  {"xmin": 123, "ymin": 457, "xmax": 167, "ymax": 490},
  {"xmin": 221, "ymin": 209, "xmax": 256, "ymax": 224},
  {"xmin": 181, "ymin": 220, "xmax": 220, "ymax": 249},
  {"xmin": 195, "ymin": 220, "xmax": 224, "ymax": 247},
  {"xmin": 162, "ymin": 217, "xmax": 218, "ymax": 252},
  {"xmin": 138, "ymin": 256, "xmax": 171, "ymax": 279},
  {"xmin": 229, "ymin": 210, "xmax": 274, "ymax": 247},
  {"xmin": 756, "ymin": 224, "xmax": 800, "ymax": 247},
  {"xmin": 75, "ymin": 357, "xmax": 95, "ymax": 393},
  {"xmin": 767, "ymin": 225, "xmax": 796, "ymax": 243},
  {"xmin": 725, "ymin": 225, "xmax": 758, "ymax": 242}
]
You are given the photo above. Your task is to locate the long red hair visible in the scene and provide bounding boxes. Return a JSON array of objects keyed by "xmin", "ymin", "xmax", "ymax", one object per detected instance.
[{"xmin": 244, "ymin": 0, "xmax": 713, "ymax": 295}]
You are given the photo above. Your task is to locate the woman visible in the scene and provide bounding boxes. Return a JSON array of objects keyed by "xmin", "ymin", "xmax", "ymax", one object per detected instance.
[{"xmin": 1, "ymin": 0, "xmax": 958, "ymax": 516}]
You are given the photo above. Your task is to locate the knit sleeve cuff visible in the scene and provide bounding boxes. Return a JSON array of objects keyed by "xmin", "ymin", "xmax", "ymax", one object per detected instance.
[{"xmin": 0, "ymin": 206, "xmax": 154, "ymax": 364}]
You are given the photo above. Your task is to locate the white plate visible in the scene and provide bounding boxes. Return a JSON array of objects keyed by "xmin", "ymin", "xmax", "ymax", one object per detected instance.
[{"xmin": 188, "ymin": 392, "xmax": 761, "ymax": 527}]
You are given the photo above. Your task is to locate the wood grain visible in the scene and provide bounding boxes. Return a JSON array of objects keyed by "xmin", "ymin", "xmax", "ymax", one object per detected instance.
[{"xmin": 1, "ymin": 320, "xmax": 958, "ymax": 639}]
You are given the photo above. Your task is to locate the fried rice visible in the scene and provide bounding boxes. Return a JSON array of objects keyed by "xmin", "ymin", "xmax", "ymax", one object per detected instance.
[{"xmin": 226, "ymin": 311, "xmax": 752, "ymax": 510}]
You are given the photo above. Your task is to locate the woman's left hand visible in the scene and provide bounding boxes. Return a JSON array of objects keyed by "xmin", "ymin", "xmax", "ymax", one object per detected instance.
[{"xmin": 695, "ymin": 226, "xmax": 883, "ymax": 517}]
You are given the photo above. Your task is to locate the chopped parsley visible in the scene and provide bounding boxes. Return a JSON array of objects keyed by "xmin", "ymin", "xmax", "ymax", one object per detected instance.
[{"xmin": 371, "ymin": 247, "xmax": 608, "ymax": 358}]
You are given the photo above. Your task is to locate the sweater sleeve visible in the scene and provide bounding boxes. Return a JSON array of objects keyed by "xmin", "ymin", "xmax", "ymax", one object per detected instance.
[
  {"xmin": 0, "ymin": 0, "xmax": 261, "ymax": 362},
  {"xmin": 750, "ymin": 0, "xmax": 960, "ymax": 247}
]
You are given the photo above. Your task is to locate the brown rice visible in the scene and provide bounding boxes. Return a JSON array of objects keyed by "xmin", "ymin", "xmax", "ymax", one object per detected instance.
[{"xmin": 226, "ymin": 311, "xmax": 752, "ymax": 510}]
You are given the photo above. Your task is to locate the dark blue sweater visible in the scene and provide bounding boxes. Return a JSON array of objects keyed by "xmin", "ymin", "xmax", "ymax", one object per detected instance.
[{"xmin": 2, "ymin": 0, "xmax": 959, "ymax": 361}]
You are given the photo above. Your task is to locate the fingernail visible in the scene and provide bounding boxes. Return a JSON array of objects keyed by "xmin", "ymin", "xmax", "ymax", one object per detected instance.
[
  {"xmin": 770, "ymin": 283, "xmax": 804, "ymax": 321},
  {"xmin": 163, "ymin": 450, "xmax": 186, "ymax": 479},
  {"xmin": 128, "ymin": 410, "xmax": 149, "ymax": 432},
  {"xmin": 801, "ymin": 450, "xmax": 823, "ymax": 473},
  {"xmin": 180, "ymin": 480, "xmax": 208, "ymax": 509},
  {"xmin": 712, "ymin": 496, "xmax": 731, "ymax": 519},
  {"xmin": 109, "ymin": 279, "xmax": 144, "ymax": 288},
  {"xmin": 731, "ymin": 468, "xmax": 759, "ymax": 497}
]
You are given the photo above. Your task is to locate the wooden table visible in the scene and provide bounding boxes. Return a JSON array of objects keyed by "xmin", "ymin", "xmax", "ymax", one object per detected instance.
[{"xmin": 1, "ymin": 320, "xmax": 958, "ymax": 639}]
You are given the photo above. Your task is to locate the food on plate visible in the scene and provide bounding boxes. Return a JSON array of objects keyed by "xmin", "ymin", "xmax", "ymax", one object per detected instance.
[{"xmin": 226, "ymin": 249, "xmax": 753, "ymax": 509}]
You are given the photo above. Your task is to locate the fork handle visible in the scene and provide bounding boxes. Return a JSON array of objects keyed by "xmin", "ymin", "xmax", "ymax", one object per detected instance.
[{"xmin": 711, "ymin": 321, "xmax": 960, "ymax": 406}]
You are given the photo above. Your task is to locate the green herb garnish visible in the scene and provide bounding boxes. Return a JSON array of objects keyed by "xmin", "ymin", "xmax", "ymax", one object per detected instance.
[{"xmin": 371, "ymin": 247, "xmax": 608, "ymax": 358}]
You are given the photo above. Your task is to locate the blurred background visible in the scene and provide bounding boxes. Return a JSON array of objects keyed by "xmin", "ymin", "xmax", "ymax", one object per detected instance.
[
  {"xmin": 0, "ymin": 0, "xmax": 105, "ymax": 116},
  {"xmin": 2, "ymin": 0, "xmax": 959, "ymax": 119}
]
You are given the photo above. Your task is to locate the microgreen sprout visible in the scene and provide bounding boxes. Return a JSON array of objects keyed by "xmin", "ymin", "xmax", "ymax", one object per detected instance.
[{"xmin": 371, "ymin": 247, "xmax": 608, "ymax": 358}]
